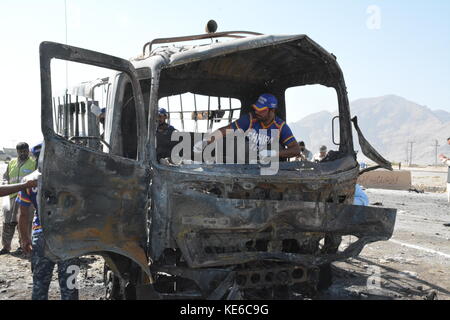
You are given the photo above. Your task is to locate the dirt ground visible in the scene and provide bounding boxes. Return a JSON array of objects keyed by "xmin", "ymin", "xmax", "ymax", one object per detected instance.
[
  {"xmin": 319, "ymin": 188, "xmax": 450, "ymax": 300},
  {"xmin": 0, "ymin": 162, "xmax": 449, "ymax": 300},
  {"xmin": 0, "ymin": 163, "xmax": 106, "ymax": 300}
]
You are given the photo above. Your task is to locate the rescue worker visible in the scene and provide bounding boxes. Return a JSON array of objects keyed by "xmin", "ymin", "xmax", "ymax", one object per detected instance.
[
  {"xmin": 438, "ymin": 137, "xmax": 450, "ymax": 203},
  {"xmin": 313, "ymin": 145, "xmax": 328, "ymax": 162},
  {"xmin": 353, "ymin": 184, "xmax": 369, "ymax": 206},
  {"xmin": 156, "ymin": 108, "xmax": 177, "ymax": 161},
  {"xmin": 206, "ymin": 93, "xmax": 300, "ymax": 160},
  {"xmin": 296, "ymin": 141, "xmax": 313, "ymax": 161},
  {"xmin": 1, "ymin": 142, "xmax": 35, "ymax": 255},
  {"xmin": 17, "ymin": 143, "xmax": 80, "ymax": 300},
  {"xmin": 31, "ymin": 143, "xmax": 42, "ymax": 168}
]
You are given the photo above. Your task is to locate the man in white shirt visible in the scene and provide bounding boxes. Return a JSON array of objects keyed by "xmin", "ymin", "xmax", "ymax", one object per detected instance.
[
  {"xmin": 296, "ymin": 141, "xmax": 313, "ymax": 162},
  {"xmin": 313, "ymin": 145, "xmax": 328, "ymax": 162},
  {"xmin": 438, "ymin": 137, "xmax": 450, "ymax": 203}
]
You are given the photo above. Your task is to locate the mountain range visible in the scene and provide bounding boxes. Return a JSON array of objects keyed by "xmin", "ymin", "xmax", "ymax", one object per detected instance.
[{"xmin": 288, "ymin": 95, "xmax": 450, "ymax": 165}]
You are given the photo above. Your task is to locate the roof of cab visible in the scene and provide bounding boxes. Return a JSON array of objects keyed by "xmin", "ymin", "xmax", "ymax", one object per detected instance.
[
  {"xmin": 133, "ymin": 34, "xmax": 336, "ymax": 69},
  {"xmin": 131, "ymin": 34, "xmax": 344, "ymax": 98}
]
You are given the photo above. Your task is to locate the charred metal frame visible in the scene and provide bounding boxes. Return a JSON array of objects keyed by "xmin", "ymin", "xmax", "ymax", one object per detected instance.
[
  {"xmin": 39, "ymin": 42, "xmax": 153, "ymax": 283},
  {"xmin": 142, "ymin": 31, "xmax": 263, "ymax": 56},
  {"xmin": 39, "ymin": 33, "xmax": 397, "ymax": 300}
]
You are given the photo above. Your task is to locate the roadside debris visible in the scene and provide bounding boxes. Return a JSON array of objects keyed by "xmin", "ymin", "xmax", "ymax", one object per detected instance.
[{"xmin": 424, "ymin": 290, "xmax": 438, "ymax": 300}]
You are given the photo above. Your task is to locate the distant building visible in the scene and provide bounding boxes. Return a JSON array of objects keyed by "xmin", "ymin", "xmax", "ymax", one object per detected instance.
[
  {"xmin": 0, "ymin": 150, "xmax": 9, "ymax": 161},
  {"xmin": 0, "ymin": 148, "xmax": 15, "ymax": 161},
  {"xmin": 3, "ymin": 148, "xmax": 15, "ymax": 156}
]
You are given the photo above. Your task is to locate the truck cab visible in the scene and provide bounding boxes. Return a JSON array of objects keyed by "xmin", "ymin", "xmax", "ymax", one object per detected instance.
[{"xmin": 38, "ymin": 27, "xmax": 396, "ymax": 299}]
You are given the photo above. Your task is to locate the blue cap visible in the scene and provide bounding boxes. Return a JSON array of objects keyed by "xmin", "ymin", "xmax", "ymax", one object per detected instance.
[
  {"xmin": 159, "ymin": 108, "xmax": 168, "ymax": 115},
  {"xmin": 100, "ymin": 107, "xmax": 106, "ymax": 114},
  {"xmin": 253, "ymin": 94, "xmax": 278, "ymax": 111},
  {"xmin": 31, "ymin": 143, "xmax": 42, "ymax": 157}
]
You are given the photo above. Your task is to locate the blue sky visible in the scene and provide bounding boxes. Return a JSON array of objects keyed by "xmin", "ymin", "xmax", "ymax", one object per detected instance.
[{"xmin": 0, "ymin": 0, "xmax": 449, "ymax": 146}]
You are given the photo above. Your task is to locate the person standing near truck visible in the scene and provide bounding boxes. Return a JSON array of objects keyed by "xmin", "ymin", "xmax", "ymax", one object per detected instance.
[
  {"xmin": 156, "ymin": 108, "xmax": 177, "ymax": 161},
  {"xmin": 439, "ymin": 137, "xmax": 450, "ymax": 203},
  {"xmin": 1, "ymin": 142, "xmax": 35, "ymax": 255},
  {"xmin": 17, "ymin": 175, "xmax": 80, "ymax": 300},
  {"xmin": 313, "ymin": 145, "xmax": 328, "ymax": 162},
  {"xmin": 17, "ymin": 144, "xmax": 80, "ymax": 300},
  {"xmin": 296, "ymin": 141, "xmax": 313, "ymax": 161}
]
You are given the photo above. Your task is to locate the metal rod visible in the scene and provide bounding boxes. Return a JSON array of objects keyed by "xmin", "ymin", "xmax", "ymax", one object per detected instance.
[
  {"xmin": 64, "ymin": 0, "xmax": 69, "ymax": 92},
  {"xmin": 143, "ymin": 31, "xmax": 263, "ymax": 56},
  {"xmin": 153, "ymin": 107, "xmax": 240, "ymax": 114},
  {"xmin": 68, "ymin": 94, "xmax": 74, "ymax": 137},
  {"xmin": 228, "ymin": 97, "xmax": 233, "ymax": 124},
  {"xmin": 207, "ymin": 96, "xmax": 211, "ymax": 130},
  {"xmin": 68, "ymin": 136, "xmax": 111, "ymax": 150},
  {"xmin": 166, "ymin": 96, "xmax": 170, "ymax": 125},
  {"xmin": 64, "ymin": 94, "xmax": 69, "ymax": 138},
  {"xmin": 179, "ymin": 94, "xmax": 184, "ymax": 131},
  {"xmin": 57, "ymin": 97, "xmax": 62, "ymax": 135},
  {"xmin": 106, "ymin": 83, "xmax": 111, "ymax": 109},
  {"xmin": 52, "ymin": 97, "xmax": 57, "ymax": 133},
  {"xmin": 194, "ymin": 94, "xmax": 198, "ymax": 133},
  {"xmin": 75, "ymin": 95, "xmax": 80, "ymax": 137},
  {"xmin": 85, "ymin": 98, "xmax": 90, "ymax": 140},
  {"xmin": 80, "ymin": 101, "xmax": 86, "ymax": 137}
]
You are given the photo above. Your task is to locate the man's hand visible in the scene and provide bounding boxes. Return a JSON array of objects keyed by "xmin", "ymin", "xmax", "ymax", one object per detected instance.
[
  {"xmin": 279, "ymin": 141, "xmax": 301, "ymax": 159},
  {"xmin": 259, "ymin": 149, "xmax": 278, "ymax": 158},
  {"xmin": 259, "ymin": 149, "xmax": 278, "ymax": 164},
  {"xmin": 24, "ymin": 180, "xmax": 37, "ymax": 188},
  {"xmin": 439, "ymin": 154, "xmax": 447, "ymax": 160},
  {"xmin": 193, "ymin": 139, "xmax": 209, "ymax": 153},
  {"xmin": 22, "ymin": 170, "xmax": 41, "ymax": 184},
  {"xmin": 21, "ymin": 238, "xmax": 32, "ymax": 255}
]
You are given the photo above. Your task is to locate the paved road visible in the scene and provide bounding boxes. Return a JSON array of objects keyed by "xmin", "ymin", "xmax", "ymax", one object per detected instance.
[
  {"xmin": 0, "ymin": 162, "xmax": 448, "ymax": 299},
  {"xmin": 411, "ymin": 170, "xmax": 447, "ymax": 188},
  {"xmin": 322, "ymin": 188, "xmax": 450, "ymax": 300}
]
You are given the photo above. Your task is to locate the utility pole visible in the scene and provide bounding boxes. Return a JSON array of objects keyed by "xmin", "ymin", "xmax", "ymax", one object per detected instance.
[
  {"xmin": 407, "ymin": 141, "xmax": 415, "ymax": 166},
  {"xmin": 65, "ymin": 0, "xmax": 68, "ymax": 91},
  {"xmin": 405, "ymin": 142, "xmax": 409, "ymax": 164},
  {"xmin": 432, "ymin": 140, "xmax": 440, "ymax": 165}
]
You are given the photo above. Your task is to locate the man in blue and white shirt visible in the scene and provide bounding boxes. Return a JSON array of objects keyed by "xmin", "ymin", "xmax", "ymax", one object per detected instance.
[{"xmin": 209, "ymin": 93, "xmax": 301, "ymax": 160}]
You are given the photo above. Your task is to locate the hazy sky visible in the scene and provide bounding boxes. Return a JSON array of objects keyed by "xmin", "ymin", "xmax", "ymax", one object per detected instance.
[{"xmin": 0, "ymin": 0, "xmax": 449, "ymax": 147}]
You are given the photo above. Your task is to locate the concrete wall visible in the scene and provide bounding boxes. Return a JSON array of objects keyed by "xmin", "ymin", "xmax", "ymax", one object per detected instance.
[{"xmin": 357, "ymin": 170, "xmax": 412, "ymax": 190}]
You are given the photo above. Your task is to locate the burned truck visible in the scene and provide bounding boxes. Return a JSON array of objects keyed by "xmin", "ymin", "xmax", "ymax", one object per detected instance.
[{"xmin": 38, "ymin": 26, "xmax": 396, "ymax": 299}]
